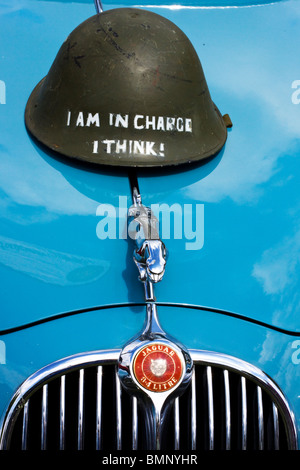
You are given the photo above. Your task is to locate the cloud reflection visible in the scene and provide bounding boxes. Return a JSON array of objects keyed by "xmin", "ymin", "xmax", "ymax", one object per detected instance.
[
  {"xmin": 0, "ymin": 235, "xmax": 110, "ymax": 286},
  {"xmin": 183, "ymin": 2, "xmax": 300, "ymax": 204},
  {"xmin": 252, "ymin": 229, "xmax": 300, "ymax": 295},
  {"xmin": 0, "ymin": 144, "xmax": 97, "ymax": 222}
]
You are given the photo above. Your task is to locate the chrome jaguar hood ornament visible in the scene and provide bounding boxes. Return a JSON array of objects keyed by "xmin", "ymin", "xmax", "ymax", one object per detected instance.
[
  {"xmin": 128, "ymin": 187, "xmax": 167, "ymax": 284},
  {"xmin": 118, "ymin": 186, "xmax": 193, "ymax": 450}
]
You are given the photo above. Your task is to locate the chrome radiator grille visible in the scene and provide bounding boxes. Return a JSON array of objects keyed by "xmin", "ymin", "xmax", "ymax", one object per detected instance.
[{"xmin": 0, "ymin": 350, "xmax": 297, "ymax": 450}]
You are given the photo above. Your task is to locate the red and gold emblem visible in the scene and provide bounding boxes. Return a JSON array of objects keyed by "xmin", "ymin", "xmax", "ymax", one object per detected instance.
[{"xmin": 133, "ymin": 343, "xmax": 183, "ymax": 393}]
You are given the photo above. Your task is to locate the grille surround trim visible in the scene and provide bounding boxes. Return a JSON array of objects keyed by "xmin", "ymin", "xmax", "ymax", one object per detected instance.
[{"xmin": 0, "ymin": 348, "xmax": 298, "ymax": 450}]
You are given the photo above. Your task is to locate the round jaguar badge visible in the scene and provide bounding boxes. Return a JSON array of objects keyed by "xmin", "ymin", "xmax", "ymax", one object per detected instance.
[{"xmin": 133, "ymin": 343, "xmax": 184, "ymax": 393}]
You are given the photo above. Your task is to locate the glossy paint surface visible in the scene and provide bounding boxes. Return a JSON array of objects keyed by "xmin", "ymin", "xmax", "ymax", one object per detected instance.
[
  {"xmin": 137, "ymin": 0, "xmax": 300, "ymax": 332},
  {"xmin": 0, "ymin": 0, "xmax": 300, "ymax": 446},
  {"xmin": 0, "ymin": 0, "xmax": 145, "ymax": 330},
  {"xmin": 1, "ymin": 0, "xmax": 300, "ymax": 332}
]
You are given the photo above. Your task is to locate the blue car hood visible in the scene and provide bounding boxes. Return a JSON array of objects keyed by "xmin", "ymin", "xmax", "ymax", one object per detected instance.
[{"xmin": 1, "ymin": 0, "xmax": 300, "ymax": 333}]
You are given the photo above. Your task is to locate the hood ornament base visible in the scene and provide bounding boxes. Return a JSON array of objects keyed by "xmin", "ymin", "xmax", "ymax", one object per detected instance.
[
  {"xmin": 118, "ymin": 187, "xmax": 193, "ymax": 450},
  {"xmin": 118, "ymin": 298, "xmax": 193, "ymax": 450}
]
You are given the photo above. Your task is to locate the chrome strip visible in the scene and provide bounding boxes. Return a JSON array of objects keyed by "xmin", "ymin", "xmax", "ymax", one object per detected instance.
[
  {"xmin": 257, "ymin": 386, "xmax": 264, "ymax": 450},
  {"xmin": 190, "ymin": 368, "xmax": 196, "ymax": 450},
  {"xmin": 115, "ymin": 368, "xmax": 122, "ymax": 450},
  {"xmin": 223, "ymin": 369, "xmax": 231, "ymax": 450},
  {"xmin": 132, "ymin": 397, "xmax": 138, "ymax": 450},
  {"xmin": 96, "ymin": 366, "xmax": 102, "ymax": 451},
  {"xmin": 21, "ymin": 400, "xmax": 29, "ymax": 451},
  {"xmin": 41, "ymin": 384, "xmax": 48, "ymax": 450},
  {"xmin": 273, "ymin": 403, "xmax": 280, "ymax": 450},
  {"xmin": 0, "ymin": 349, "xmax": 297, "ymax": 450},
  {"xmin": 174, "ymin": 397, "xmax": 180, "ymax": 450},
  {"xmin": 207, "ymin": 366, "xmax": 214, "ymax": 450},
  {"xmin": 78, "ymin": 369, "xmax": 84, "ymax": 450},
  {"xmin": 241, "ymin": 376, "xmax": 247, "ymax": 450},
  {"xmin": 60, "ymin": 375, "xmax": 65, "ymax": 450}
]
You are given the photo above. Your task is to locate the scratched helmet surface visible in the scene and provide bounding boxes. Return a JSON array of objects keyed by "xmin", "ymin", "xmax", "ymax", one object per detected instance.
[{"xmin": 25, "ymin": 8, "xmax": 229, "ymax": 167}]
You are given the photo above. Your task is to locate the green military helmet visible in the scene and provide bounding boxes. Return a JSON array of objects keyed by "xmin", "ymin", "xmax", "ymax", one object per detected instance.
[{"xmin": 25, "ymin": 8, "xmax": 231, "ymax": 168}]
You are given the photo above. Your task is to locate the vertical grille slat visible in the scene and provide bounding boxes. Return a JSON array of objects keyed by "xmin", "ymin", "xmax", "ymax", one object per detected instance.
[
  {"xmin": 241, "ymin": 376, "xmax": 247, "ymax": 450},
  {"xmin": 59, "ymin": 375, "xmax": 66, "ymax": 450},
  {"xmin": 223, "ymin": 369, "xmax": 231, "ymax": 450},
  {"xmin": 21, "ymin": 400, "xmax": 29, "ymax": 451},
  {"xmin": 96, "ymin": 366, "xmax": 102, "ymax": 451},
  {"xmin": 41, "ymin": 384, "xmax": 48, "ymax": 450},
  {"xmin": 77, "ymin": 369, "xmax": 84, "ymax": 450},
  {"xmin": 132, "ymin": 397, "xmax": 138, "ymax": 450},
  {"xmin": 2, "ymin": 351, "xmax": 297, "ymax": 451},
  {"xmin": 257, "ymin": 386, "xmax": 264, "ymax": 450},
  {"xmin": 273, "ymin": 403, "xmax": 280, "ymax": 450},
  {"xmin": 115, "ymin": 368, "xmax": 122, "ymax": 450},
  {"xmin": 174, "ymin": 397, "xmax": 180, "ymax": 450},
  {"xmin": 190, "ymin": 368, "xmax": 197, "ymax": 450},
  {"xmin": 206, "ymin": 366, "xmax": 214, "ymax": 450}
]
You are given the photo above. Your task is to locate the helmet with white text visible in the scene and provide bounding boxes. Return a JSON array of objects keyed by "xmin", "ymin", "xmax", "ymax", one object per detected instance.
[{"xmin": 25, "ymin": 8, "xmax": 231, "ymax": 167}]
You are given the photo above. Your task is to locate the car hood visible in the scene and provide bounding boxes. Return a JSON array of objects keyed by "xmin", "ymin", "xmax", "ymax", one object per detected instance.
[{"xmin": 1, "ymin": 0, "xmax": 300, "ymax": 333}]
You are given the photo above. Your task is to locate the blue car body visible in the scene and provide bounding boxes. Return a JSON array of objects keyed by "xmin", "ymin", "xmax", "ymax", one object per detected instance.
[{"xmin": 0, "ymin": 0, "xmax": 299, "ymax": 450}]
